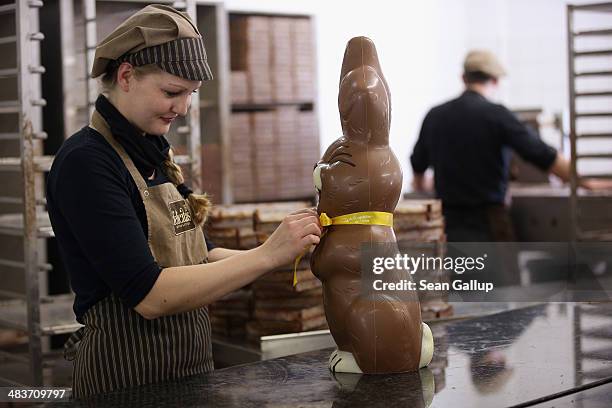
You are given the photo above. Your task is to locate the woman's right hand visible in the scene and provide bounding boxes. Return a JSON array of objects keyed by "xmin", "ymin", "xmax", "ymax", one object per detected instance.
[{"xmin": 258, "ymin": 208, "xmax": 322, "ymax": 270}]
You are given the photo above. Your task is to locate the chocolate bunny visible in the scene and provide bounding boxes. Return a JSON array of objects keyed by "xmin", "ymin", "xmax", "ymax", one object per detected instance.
[{"xmin": 311, "ymin": 37, "xmax": 433, "ymax": 374}]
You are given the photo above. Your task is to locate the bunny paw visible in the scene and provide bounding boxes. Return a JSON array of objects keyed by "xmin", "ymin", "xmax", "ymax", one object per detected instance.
[
  {"xmin": 328, "ymin": 349, "xmax": 363, "ymax": 374},
  {"xmin": 419, "ymin": 322, "xmax": 434, "ymax": 368}
]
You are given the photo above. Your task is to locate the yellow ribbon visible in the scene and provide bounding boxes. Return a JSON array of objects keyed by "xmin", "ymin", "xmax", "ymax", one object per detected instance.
[
  {"xmin": 292, "ymin": 211, "xmax": 394, "ymax": 287},
  {"xmin": 293, "ymin": 252, "xmax": 305, "ymax": 287},
  {"xmin": 319, "ymin": 211, "xmax": 393, "ymax": 227}
]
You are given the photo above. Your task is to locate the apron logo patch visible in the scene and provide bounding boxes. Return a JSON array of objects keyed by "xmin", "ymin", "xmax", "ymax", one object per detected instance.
[{"xmin": 168, "ymin": 199, "xmax": 196, "ymax": 235}]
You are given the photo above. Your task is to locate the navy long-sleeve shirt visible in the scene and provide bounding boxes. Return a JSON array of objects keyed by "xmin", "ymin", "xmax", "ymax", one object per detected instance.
[
  {"xmin": 410, "ymin": 90, "xmax": 557, "ymax": 207},
  {"xmin": 47, "ymin": 126, "xmax": 215, "ymax": 323}
]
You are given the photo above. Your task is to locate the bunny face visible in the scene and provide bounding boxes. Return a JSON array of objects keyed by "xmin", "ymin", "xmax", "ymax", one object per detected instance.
[{"xmin": 312, "ymin": 142, "xmax": 402, "ymax": 218}]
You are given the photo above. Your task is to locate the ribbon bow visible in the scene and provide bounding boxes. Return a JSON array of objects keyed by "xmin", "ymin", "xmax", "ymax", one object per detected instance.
[{"xmin": 292, "ymin": 211, "xmax": 394, "ymax": 287}]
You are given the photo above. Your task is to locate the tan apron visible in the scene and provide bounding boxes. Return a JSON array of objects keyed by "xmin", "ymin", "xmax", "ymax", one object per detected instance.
[{"xmin": 64, "ymin": 110, "xmax": 213, "ymax": 398}]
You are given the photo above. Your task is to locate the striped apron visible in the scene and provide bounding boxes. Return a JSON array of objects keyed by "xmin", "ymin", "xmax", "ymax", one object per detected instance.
[{"xmin": 64, "ymin": 110, "xmax": 213, "ymax": 398}]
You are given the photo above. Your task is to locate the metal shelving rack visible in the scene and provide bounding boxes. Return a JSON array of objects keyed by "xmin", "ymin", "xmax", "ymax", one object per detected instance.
[
  {"xmin": 573, "ymin": 304, "xmax": 612, "ymax": 386},
  {"xmin": 567, "ymin": 3, "xmax": 612, "ymax": 388},
  {"xmin": 0, "ymin": 0, "xmax": 209, "ymax": 387},
  {"xmin": 1, "ymin": 0, "xmax": 316, "ymax": 386},
  {"xmin": 567, "ymin": 2, "xmax": 612, "ymax": 242},
  {"xmin": 0, "ymin": 0, "xmax": 82, "ymax": 387}
]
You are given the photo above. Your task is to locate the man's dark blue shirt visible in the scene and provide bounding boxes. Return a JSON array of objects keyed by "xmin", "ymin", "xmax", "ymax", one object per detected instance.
[{"xmin": 411, "ymin": 90, "xmax": 557, "ymax": 207}]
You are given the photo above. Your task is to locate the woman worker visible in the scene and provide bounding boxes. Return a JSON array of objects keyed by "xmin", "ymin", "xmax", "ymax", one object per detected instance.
[{"xmin": 46, "ymin": 5, "xmax": 321, "ymax": 398}]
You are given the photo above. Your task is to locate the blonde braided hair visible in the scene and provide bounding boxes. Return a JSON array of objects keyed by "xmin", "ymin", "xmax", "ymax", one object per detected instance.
[{"xmin": 163, "ymin": 149, "xmax": 211, "ymax": 226}]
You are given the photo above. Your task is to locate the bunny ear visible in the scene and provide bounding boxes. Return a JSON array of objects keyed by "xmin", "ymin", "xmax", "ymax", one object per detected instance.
[
  {"xmin": 340, "ymin": 37, "xmax": 380, "ymax": 84},
  {"xmin": 338, "ymin": 66, "xmax": 390, "ymax": 146},
  {"xmin": 340, "ymin": 36, "xmax": 392, "ymax": 138},
  {"xmin": 340, "ymin": 37, "xmax": 391, "ymax": 101}
]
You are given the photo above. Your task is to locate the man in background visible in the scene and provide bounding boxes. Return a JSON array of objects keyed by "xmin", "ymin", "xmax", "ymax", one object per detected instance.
[{"xmin": 410, "ymin": 50, "xmax": 597, "ymax": 242}]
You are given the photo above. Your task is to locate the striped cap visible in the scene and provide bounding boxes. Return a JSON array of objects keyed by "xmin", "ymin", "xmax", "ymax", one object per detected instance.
[
  {"xmin": 92, "ymin": 5, "xmax": 213, "ymax": 82},
  {"xmin": 116, "ymin": 37, "xmax": 213, "ymax": 81}
]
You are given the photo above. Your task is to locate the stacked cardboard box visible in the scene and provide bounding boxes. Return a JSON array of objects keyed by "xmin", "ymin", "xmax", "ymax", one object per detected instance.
[
  {"xmin": 230, "ymin": 110, "xmax": 319, "ymax": 203},
  {"xmin": 207, "ymin": 203, "xmax": 260, "ymax": 250},
  {"xmin": 247, "ymin": 203, "xmax": 326, "ymax": 341},
  {"xmin": 271, "ymin": 18, "xmax": 294, "ymax": 102},
  {"xmin": 230, "ymin": 71, "xmax": 249, "ymax": 104},
  {"xmin": 229, "ymin": 16, "xmax": 247, "ymax": 70},
  {"xmin": 251, "ymin": 201, "xmax": 314, "ymax": 251},
  {"xmin": 292, "ymin": 19, "xmax": 315, "ymax": 101},
  {"xmin": 209, "ymin": 290, "xmax": 251, "ymax": 338},
  {"xmin": 394, "ymin": 199, "xmax": 445, "ymax": 242},
  {"xmin": 252, "ymin": 201, "xmax": 312, "ymax": 245},
  {"xmin": 272, "ymin": 109, "xmax": 319, "ymax": 200},
  {"xmin": 230, "ymin": 113, "xmax": 255, "ymax": 202},
  {"xmin": 228, "ymin": 15, "xmax": 319, "ymax": 202},
  {"xmin": 229, "ymin": 15, "xmax": 315, "ymax": 104},
  {"xmin": 207, "ymin": 202, "xmax": 317, "ymax": 340},
  {"xmin": 230, "ymin": 16, "xmax": 272, "ymax": 103},
  {"xmin": 252, "ymin": 112, "xmax": 279, "ymax": 201},
  {"xmin": 276, "ymin": 107, "xmax": 300, "ymax": 199},
  {"xmin": 394, "ymin": 199, "xmax": 452, "ymax": 320},
  {"xmin": 207, "ymin": 204, "xmax": 258, "ymax": 339}
]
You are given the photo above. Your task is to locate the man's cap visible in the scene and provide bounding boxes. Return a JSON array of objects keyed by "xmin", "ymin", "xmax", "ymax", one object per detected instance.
[
  {"xmin": 463, "ymin": 50, "xmax": 506, "ymax": 78},
  {"xmin": 91, "ymin": 4, "xmax": 213, "ymax": 81}
]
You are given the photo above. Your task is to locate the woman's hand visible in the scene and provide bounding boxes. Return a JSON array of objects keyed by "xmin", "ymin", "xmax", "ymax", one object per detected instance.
[
  {"xmin": 258, "ymin": 208, "xmax": 322, "ymax": 270},
  {"xmin": 137, "ymin": 208, "xmax": 322, "ymax": 319}
]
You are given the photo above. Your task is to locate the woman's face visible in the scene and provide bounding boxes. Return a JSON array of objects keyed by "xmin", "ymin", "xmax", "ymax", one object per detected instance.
[{"xmin": 117, "ymin": 65, "xmax": 202, "ymax": 136}]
